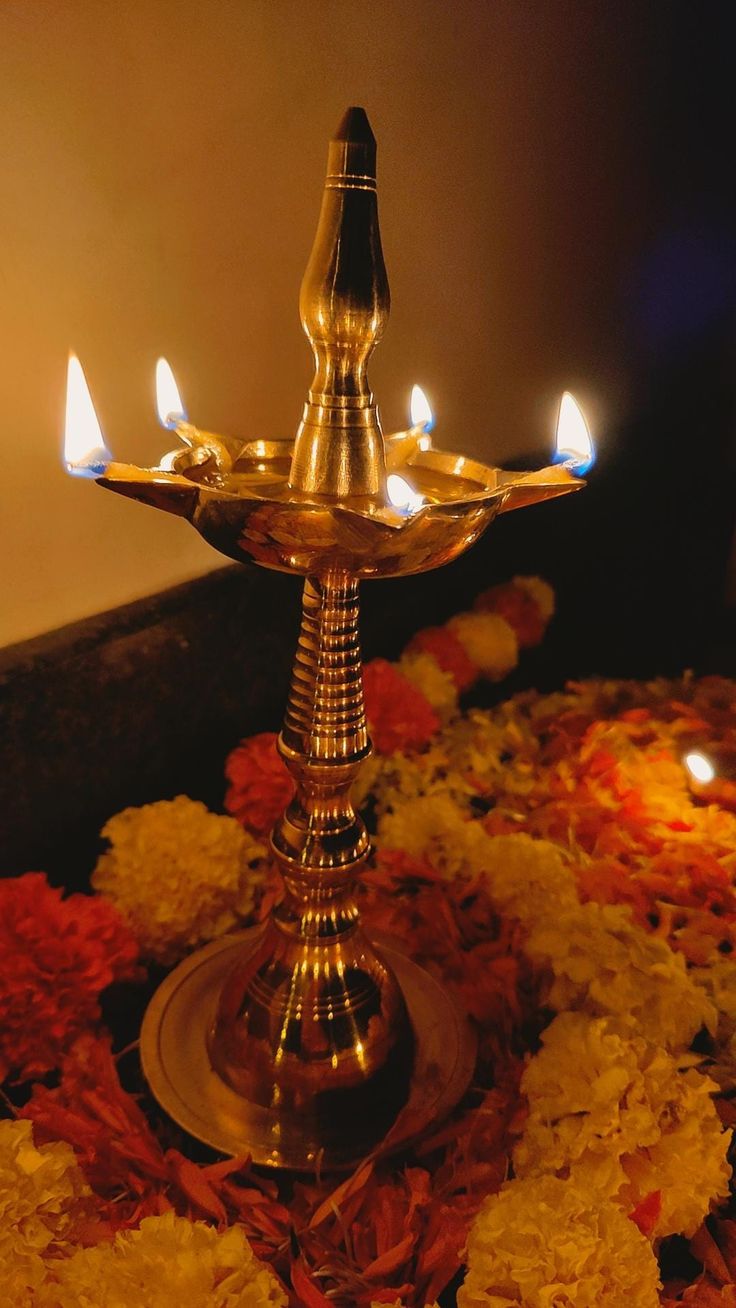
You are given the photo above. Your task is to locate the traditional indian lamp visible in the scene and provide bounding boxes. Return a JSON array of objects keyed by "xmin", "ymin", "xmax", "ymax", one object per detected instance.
[{"xmin": 65, "ymin": 108, "xmax": 585, "ymax": 1170}]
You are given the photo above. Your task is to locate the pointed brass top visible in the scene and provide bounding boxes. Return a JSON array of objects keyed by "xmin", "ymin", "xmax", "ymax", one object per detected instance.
[
  {"xmin": 333, "ymin": 106, "xmax": 374, "ymax": 142},
  {"xmin": 288, "ymin": 107, "xmax": 389, "ymax": 502}
]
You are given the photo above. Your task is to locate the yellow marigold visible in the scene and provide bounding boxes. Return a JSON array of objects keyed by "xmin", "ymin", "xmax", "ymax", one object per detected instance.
[
  {"xmin": 0, "ymin": 1119, "xmax": 92, "ymax": 1305},
  {"xmin": 458, "ymin": 1173, "xmax": 660, "ymax": 1308},
  {"xmin": 37, "ymin": 1211, "xmax": 287, "ymax": 1308},
  {"xmin": 513, "ymin": 574, "xmax": 555, "ymax": 621},
  {"xmin": 470, "ymin": 832, "xmax": 579, "ymax": 925},
  {"xmin": 92, "ymin": 796, "xmax": 267, "ymax": 966},
  {"xmin": 378, "ymin": 797, "xmax": 577, "ymax": 919},
  {"xmin": 377, "ymin": 793, "xmax": 489, "ymax": 878},
  {"xmin": 440, "ymin": 704, "xmax": 542, "ymax": 799},
  {"xmin": 356, "ymin": 743, "xmax": 478, "ymax": 820},
  {"xmin": 693, "ymin": 956, "xmax": 736, "ymax": 1023},
  {"xmin": 371, "ymin": 1302, "xmax": 439, "ymax": 1308},
  {"xmin": 447, "ymin": 612, "xmax": 519, "ymax": 681},
  {"xmin": 524, "ymin": 900, "xmax": 716, "ymax": 1050},
  {"xmin": 691, "ymin": 957, "xmax": 736, "ymax": 1089},
  {"xmin": 398, "ymin": 651, "xmax": 459, "ymax": 718},
  {"xmin": 513, "ymin": 1012, "xmax": 731, "ymax": 1238}
]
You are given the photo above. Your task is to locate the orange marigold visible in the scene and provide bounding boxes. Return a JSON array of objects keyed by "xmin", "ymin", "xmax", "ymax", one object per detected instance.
[
  {"xmin": 363, "ymin": 659, "xmax": 440, "ymax": 755},
  {"xmin": 225, "ymin": 732, "xmax": 294, "ymax": 837}
]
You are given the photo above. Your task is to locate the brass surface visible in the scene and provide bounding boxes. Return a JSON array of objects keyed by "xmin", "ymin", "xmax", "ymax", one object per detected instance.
[
  {"xmin": 96, "ymin": 106, "xmax": 584, "ymax": 1170},
  {"xmin": 208, "ymin": 570, "xmax": 415, "ymax": 1159},
  {"xmin": 141, "ymin": 930, "xmax": 476, "ymax": 1171},
  {"xmin": 98, "ymin": 448, "xmax": 580, "ymax": 577},
  {"xmin": 289, "ymin": 106, "xmax": 388, "ymax": 502}
]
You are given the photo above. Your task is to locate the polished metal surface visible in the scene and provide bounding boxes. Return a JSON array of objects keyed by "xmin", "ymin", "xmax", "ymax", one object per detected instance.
[
  {"xmin": 289, "ymin": 107, "xmax": 389, "ymax": 503},
  {"xmin": 98, "ymin": 449, "xmax": 580, "ymax": 577},
  {"xmin": 97, "ymin": 106, "xmax": 584, "ymax": 1170},
  {"xmin": 208, "ymin": 570, "xmax": 414, "ymax": 1160},
  {"xmin": 141, "ymin": 929, "xmax": 476, "ymax": 1171}
]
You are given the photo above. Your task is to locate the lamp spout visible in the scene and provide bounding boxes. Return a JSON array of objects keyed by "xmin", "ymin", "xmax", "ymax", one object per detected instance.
[
  {"xmin": 97, "ymin": 468, "xmax": 198, "ymax": 519},
  {"xmin": 496, "ymin": 465, "xmax": 585, "ymax": 514}
]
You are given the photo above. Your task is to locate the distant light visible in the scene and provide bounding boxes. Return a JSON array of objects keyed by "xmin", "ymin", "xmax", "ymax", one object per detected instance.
[
  {"xmin": 387, "ymin": 473, "xmax": 424, "ymax": 514},
  {"xmin": 410, "ymin": 384, "xmax": 434, "ymax": 433},
  {"xmin": 684, "ymin": 751, "xmax": 715, "ymax": 784},
  {"xmin": 64, "ymin": 354, "xmax": 112, "ymax": 477},
  {"xmin": 156, "ymin": 357, "xmax": 187, "ymax": 429},
  {"xmin": 553, "ymin": 392, "xmax": 594, "ymax": 474}
]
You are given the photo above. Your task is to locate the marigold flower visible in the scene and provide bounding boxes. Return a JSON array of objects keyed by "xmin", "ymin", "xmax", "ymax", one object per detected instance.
[
  {"xmin": 406, "ymin": 624, "xmax": 478, "ymax": 691},
  {"xmin": 0, "ymin": 1119, "xmax": 92, "ymax": 1306},
  {"xmin": 458, "ymin": 1173, "xmax": 661, "ymax": 1308},
  {"xmin": 513, "ymin": 1012, "xmax": 731, "ymax": 1238},
  {"xmin": 36, "ymin": 1211, "xmax": 287, "ymax": 1308},
  {"xmin": 353, "ymin": 745, "xmax": 478, "ymax": 820},
  {"xmin": 525, "ymin": 900, "xmax": 716, "ymax": 1051},
  {"xmin": 0, "ymin": 873, "xmax": 139, "ymax": 1082},
  {"xmin": 378, "ymin": 801, "xmax": 578, "ymax": 924},
  {"xmin": 447, "ymin": 612, "xmax": 518, "ymax": 682},
  {"xmin": 469, "ymin": 832, "xmax": 579, "ymax": 924},
  {"xmin": 92, "ymin": 796, "xmax": 267, "ymax": 966},
  {"xmin": 363, "ymin": 658, "xmax": 440, "ymax": 755},
  {"xmin": 224, "ymin": 732, "xmax": 294, "ymax": 837},
  {"xmin": 377, "ymin": 793, "xmax": 488, "ymax": 877},
  {"xmin": 514, "ymin": 574, "xmax": 555, "ymax": 621},
  {"xmin": 473, "ymin": 578, "xmax": 548, "ymax": 648},
  {"xmin": 398, "ymin": 651, "xmax": 459, "ymax": 718},
  {"xmin": 371, "ymin": 1302, "xmax": 440, "ymax": 1308}
]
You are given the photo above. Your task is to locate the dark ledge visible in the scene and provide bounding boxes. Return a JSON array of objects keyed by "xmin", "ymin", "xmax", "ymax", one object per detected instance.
[{"xmin": 0, "ymin": 556, "xmax": 475, "ymax": 885}]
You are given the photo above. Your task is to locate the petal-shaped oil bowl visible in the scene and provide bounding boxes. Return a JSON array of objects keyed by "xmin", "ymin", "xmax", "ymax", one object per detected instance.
[{"xmin": 98, "ymin": 443, "xmax": 583, "ymax": 580}]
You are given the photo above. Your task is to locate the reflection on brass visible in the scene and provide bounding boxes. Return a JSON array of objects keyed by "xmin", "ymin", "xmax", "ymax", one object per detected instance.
[
  {"xmin": 141, "ymin": 930, "xmax": 476, "ymax": 1170},
  {"xmin": 208, "ymin": 571, "xmax": 415, "ymax": 1157},
  {"xmin": 99, "ymin": 107, "xmax": 583, "ymax": 1171},
  {"xmin": 289, "ymin": 107, "xmax": 388, "ymax": 502}
]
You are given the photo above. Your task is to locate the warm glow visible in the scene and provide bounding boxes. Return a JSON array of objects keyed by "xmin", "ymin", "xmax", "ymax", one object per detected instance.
[
  {"xmin": 684, "ymin": 751, "xmax": 716, "ymax": 784},
  {"xmin": 64, "ymin": 354, "xmax": 112, "ymax": 477},
  {"xmin": 156, "ymin": 449, "xmax": 179, "ymax": 472},
  {"xmin": 410, "ymin": 384, "xmax": 434, "ymax": 435},
  {"xmin": 387, "ymin": 473, "xmax": 424, "ymax": 514},
  {"xmin": 554, "ymin": 392, "xmax": 594, "ymax": 474},
  {"xmin": 156, "ymin": 357, "xmax": 187, "ymax": 429}
]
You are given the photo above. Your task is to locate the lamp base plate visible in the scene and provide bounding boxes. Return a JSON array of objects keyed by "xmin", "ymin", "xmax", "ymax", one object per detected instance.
[{"xmin": 140, "ymin": 929, "xmax": 476, "ymax": 1172}]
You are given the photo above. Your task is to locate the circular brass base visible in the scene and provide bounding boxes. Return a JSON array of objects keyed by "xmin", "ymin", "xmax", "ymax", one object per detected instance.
[{"xmin": 140, "ymin": 929, "xmax": 476, "ymax": 1172}]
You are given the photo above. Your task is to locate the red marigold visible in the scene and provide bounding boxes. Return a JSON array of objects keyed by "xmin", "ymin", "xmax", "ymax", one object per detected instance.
[
  {"xmin": 406, "ymin": 626, "xmax": 477, "ymax": 691},
  {"xmin": 0, "ymin": 873, "xmax": 139, "ymax": 1083},
  {"xmin": 224, "ymin": 731, "xmax": 294, "ymax": 837},
  {"xmin": 363, "ymin": 659, "xmax": 440, "ymax": 755},
  {"xmin": 22, "ymin": 1034, "xmax": 291, "ymax": 1242},
  {"xmin": 474, "ymin": 580, "xmax": 546, "ymax": 648}
]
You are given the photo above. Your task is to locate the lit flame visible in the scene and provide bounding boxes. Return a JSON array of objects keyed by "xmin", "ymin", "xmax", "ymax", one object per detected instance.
[
  {"xmin": 410, "ymin": 384, "xmax": 434, "ymax": 441},
  {"xmin": 64, "ymin": 354, "xmax": 112, "ymax": 477},
  {"xmin": 554, "ymin": 392, "xmax": 594, "ymax": 474},
  {"xmin": 387, "ymin": 473, "xmax": 424, "ymax": 514},
  {"xmin": 684, "ymin": 751, "xmax": 715, "ymax": 784},
  {"xmin": 156, "ymin": 357, "xmax": 187, "ymax": 429}
]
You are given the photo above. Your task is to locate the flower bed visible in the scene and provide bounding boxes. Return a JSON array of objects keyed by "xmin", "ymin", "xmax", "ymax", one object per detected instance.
[{"xmin": 4, "ymin": 578, "xmax": 736, "ymax": 1306}]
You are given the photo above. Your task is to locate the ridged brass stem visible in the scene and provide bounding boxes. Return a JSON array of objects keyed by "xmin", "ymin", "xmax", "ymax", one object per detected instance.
[
  {"xmin": 209, "ymin": 570, "xmax": 413, "ymax": 1159},
  {"xmin": 274, "ymin": 571, "xmax": 370, "ymax": 896}
]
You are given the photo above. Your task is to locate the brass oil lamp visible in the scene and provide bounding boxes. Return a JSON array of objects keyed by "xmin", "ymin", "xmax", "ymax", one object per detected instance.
[{"xmin": 65, "ymin": 108, "xmax": 584, "ymax": 1170}]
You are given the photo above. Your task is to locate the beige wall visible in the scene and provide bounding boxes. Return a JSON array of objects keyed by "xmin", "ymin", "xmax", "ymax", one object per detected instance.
[{"xmin": 0, "ymin": 0, "xmax": 654, "ymax": 646}]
